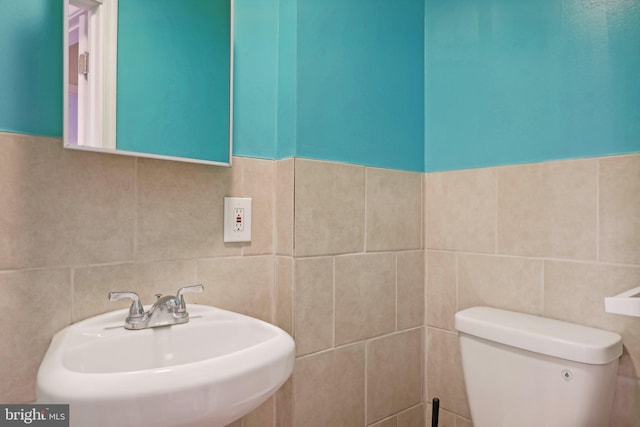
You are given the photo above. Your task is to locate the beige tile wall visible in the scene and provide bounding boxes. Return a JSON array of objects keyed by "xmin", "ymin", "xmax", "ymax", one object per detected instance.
[
  {"xmin": 291, "ymin": 159, "xmax": 425, "ymax": 427},
  {"xmin": 0, "ymin": 135, "xmax": 425, "ymax": 427},
  {"xmin": 5, "ymin": 131, "xmax": 635, "ymax": 427},
  {"xmin": 0, "ymin": 133, "xmax": 282, "ymax": 427},
  {"xmin": 425, "ymin": 155, "xmax": 640, "ymax": 427}
]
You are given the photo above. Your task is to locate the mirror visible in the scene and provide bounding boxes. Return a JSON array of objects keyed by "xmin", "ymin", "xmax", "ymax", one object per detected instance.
[{"xmin": 64, "ymin": 0, "xmax": 233, "ymax": 166}]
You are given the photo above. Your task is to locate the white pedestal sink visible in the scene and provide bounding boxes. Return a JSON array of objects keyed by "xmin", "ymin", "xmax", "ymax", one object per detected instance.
[{"xmin": 37, "ymin": 305, "xmax": 295, "ymax": 427}]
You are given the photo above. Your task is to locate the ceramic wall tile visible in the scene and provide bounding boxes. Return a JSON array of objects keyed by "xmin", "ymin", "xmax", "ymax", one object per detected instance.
[
  {"xmin": 236, "ymin": 157, "xmax": 275, "ymax": 256},
  {"xmin": 610, "ymin": 376, "xmax": 640, "ymax": 427},
  {"xmin": 367, "ymin": 329, "xmax": 422, "ymax": 423},
  {"xmin": 397, "ymin": 250, "xmax": 425, "ymax": 330},
  {"xmin": 294, "ymin": 159, "xmax": 365, "ymax": 256},
  {"xmin": 275, "ymin": 377, "xmax": 293, "ymax": 427},
  {"xmin": 241, "ymin": 396, "xmax": 274, "ymax": 427},
  {"xmin": 0, "ymin": 133, "xmax": 135, "ymax": 269},
  {"xmin": 426, "ymin": 327, "xmax": 470, "ymax": 419},
  {"xmin": 543, "ymin": 261, "xmax": 640, "ymax": 379},
  {"xmin": 136, "ymin": 157, "xmax": 239, "ymax": 261},
  {"xmin": 455, "ymin": 416, "xmax": 474, "ymax": 427},
  {"xmin": 458, "ymin": 254, "xmax": 543, "ymax": 315},
  {"xmin": 425, "ymin": 168, "xmax": 496, "ymax": 253},
  {"xmin": 197, "ymin": 256, "xmax": 273, "ymax": 322},
  {"xmin": 294, "ymin": 257, "xmax": 334, "ymax": 355},
  {"xmin": 599, "ymin": 155, "xmax": 640, "ymax": 265},
  {"xmin": 366, "ymin": 167, "xmax": 422, "ymax": 251},
  {"xmin": 275, "ymin": 158, "xmax": 295, "ymax": 256},
  {"xmin": 293, "ymin": 344, "xmax": 366, "ymax": 427},
  {"xmin": 396, "ymin": 405, "xmax": 425, "ymax": 427},
  {"xmin": 0, "ymin": 269, "xmax": 72, "ymax": 402},
  {"xmin": 497, "ymin": 159, "xmax": 597, "ymax": 259},
  {"xmin": 370, "ymin": 417, "xmax": 397, "ymax": 427},
  {"xmin": 9, "ymin": 136, "xmax": 636, "ymax": 427},
  {"xmin": 425, "ymin": 402, "xmax": 456, "ymax": 427},
  {"xmin": 335, "ymin": 253, "xmax": 396, "ymax": 345},
  {"xmin": 275, "ymin": 256, "xmax": 294, "ymax": 335},
  {"xmin": 425, "ymin": 251, "xmax": 457, "ymax": 331}
]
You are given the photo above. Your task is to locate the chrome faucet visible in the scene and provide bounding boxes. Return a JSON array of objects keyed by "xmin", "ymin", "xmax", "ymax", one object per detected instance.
[{"xmin": 108, "ymin": 285, "xmax": 204, "ymax": 330}]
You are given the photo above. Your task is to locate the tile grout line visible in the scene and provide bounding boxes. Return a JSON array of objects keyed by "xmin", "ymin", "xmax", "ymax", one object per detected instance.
[
  {"xmin": 596, "ymin": 159, "xmax": 600, "ymax": 262},
  {"xmin": 296, "ymin": 325, "xmax": 426, "ymax": 360},
  {"xmin": 455, "ymin": 253, "xmax": 460, "ymax": 314},
  {"xmin": 364, "ymin": 337, "xmax": 368, "ymax": 426},
  {"xmin": 69, "ymin": 268, "xmax": 75, "ymax": 324},
  {"xmin": 239, "ymin": 158, "xmax": 246, "ymax": 257},
  {"xmin": 495, "ymin": 168, "xmax": 499, "ymax": 255},
  {"xmin": 395, "ymin": 253, "xmax": 399, "ymax": 332},
  {"xmin": 363, "ymin": 167, "xmax": 368, "ymax": 253},
  {"xmin": 541, "ymin": 260, "xmax": 545, "ymax": 315},
  {"xmin": 133, "ymin": 157, "xmax": 138, "ymax": 262},
  {"xmin": 332, "ymin": 256, "xmax": 336, "ymax": 349},
  {"xmin": 415, "ymin": 248, "xmax": 640, "ymax": 268},
  {"xmin": 271, "ymin": 160, "xmax": 278, "ymax": 330},
  {"xmin": 422, "ymin": 171, "xmax": 426, "ymax": 251},
  {"xmin": 292, "ymin": 158, "xmax": 296, "ymax": 258}
]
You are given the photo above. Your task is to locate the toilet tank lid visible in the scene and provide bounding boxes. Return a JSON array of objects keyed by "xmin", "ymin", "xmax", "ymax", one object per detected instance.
[{"xmin": 455, "ymin": 307, "xmax": 623, "ymax": 364}]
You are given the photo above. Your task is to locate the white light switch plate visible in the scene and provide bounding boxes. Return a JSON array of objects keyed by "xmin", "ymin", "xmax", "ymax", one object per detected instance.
[{"xmin": 224, "ymin": 197, "xmax": 252, "ymax": 242}]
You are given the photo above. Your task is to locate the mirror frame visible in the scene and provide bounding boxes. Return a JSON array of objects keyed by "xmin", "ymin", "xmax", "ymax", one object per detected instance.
[{"xmin": 63, "ymin": 0, "xmax": 233, "ymax": 167}]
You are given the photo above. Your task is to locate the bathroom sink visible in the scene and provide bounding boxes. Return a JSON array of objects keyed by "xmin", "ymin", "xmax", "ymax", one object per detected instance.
[{"xmin": 37, "ymin": 305, "xmax": 295, "ymax": 427}]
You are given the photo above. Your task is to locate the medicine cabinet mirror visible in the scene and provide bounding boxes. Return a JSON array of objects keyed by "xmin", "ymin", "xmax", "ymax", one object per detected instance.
[{"xmin": 64, "ymin": 0, "xmax": 233, "ymax": 166}]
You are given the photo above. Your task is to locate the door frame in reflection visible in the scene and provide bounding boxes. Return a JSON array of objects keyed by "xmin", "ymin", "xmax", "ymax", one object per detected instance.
[{"xmin": 64, "ymin": 0, "xmax": 117, "ymax": 151}]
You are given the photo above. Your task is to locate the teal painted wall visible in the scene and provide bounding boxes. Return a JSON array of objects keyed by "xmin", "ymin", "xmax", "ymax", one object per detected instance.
[
  {"xmin": 234, "ymin": 0, "xmax": 426, "ymax": 171},
  {"xmin": 296, "ymin": 0, "xmax": 425, "ymax": 172},
  {"xmin": 276, "ymin": 0, "xmax": 297, "ymax": 159},
  {"xmin": 236, "ymin": 0, "xmax": 426, "ymax": 171},
  {"xmin": 2, "ymin": 0, "xmax": 639, "ymax": 172},
  {"xmin": 425, "ymin": 0, "xmax": 640, "ymax": 172},
  {"xmin": 117, "ymin": 0, "xmax": 231, "ymax": 162},
  {"xmin": 232, "ymin": 0, "xmax": 280, "ymax": 159},
  {"xmin": 0, "ymin": 0, "xmax": 62, "ymax": 137}
]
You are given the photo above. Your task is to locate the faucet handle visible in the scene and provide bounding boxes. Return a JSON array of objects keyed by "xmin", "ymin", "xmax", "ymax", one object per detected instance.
[
  {"xmin": 176, "ymin": 285, "xmax": 204, "ymax": 312},
  {"xmin": 108, "ymin": 291, "xmax": 145, "ymax": 318}
]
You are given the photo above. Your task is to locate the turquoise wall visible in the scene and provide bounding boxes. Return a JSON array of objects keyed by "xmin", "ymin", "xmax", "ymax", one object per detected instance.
[
  {"xmin": 295, "ymin": 0, "xmax": 425, "ymax": 172},
  {"xmin": 275, "ymin": 0, "xmax": 297, "ymax": 159},
  {"xmin": 1, "ymin": 0, "xmax": 639, "ymax": 172},
  {"xmin": 425, "ymin": 0, "xmax": 640, "ymax": 172},
  {"xmin": 117, "ymin": 0, "xmax": 231, "ymax": 162},
  {"xmin": 235, "ymin": 0, "xmax": 426, "ymax": 172},
  {"xmin": 0, "ymin": 0, "xmax": 62, "ymax": 137},
  {"xmin": 233, "ymin": 0, "xmax": 280, "ymax": 159}
]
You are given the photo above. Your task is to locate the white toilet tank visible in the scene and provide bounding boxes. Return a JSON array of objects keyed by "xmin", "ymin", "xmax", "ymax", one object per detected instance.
[{"xmin": 455, "ymin": 307, "xmax": 623, "ymax": 427}]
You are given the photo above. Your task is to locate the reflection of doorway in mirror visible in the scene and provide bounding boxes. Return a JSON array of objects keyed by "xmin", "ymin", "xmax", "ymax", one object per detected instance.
[
  {"xmin": 67, "ymin": 5, "xmax": 88, "ymax": 146},
  {"xmin": 64, "ymin": 0, "xmax": 117, "ymax": 150}
]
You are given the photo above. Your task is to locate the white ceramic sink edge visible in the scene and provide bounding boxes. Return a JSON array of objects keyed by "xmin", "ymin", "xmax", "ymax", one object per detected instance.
[{"xmin": 36, "ymin": 304, "xmax": 295, "ymax": 427}]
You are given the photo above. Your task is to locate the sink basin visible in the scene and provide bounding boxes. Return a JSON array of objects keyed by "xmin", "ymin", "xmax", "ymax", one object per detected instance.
[{"xmin": 37, "ymin": 305, "xmax": 295, "ymax": 427}]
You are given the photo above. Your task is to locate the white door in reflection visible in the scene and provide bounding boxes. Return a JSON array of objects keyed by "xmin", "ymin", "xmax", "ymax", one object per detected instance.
[
  {"xmin": 67, "ymin": 4, "xmax": 87, "ymax": 146},
  {"xmin": 65, "ymin": 0, "xmax": 117, "ymax": 150}
]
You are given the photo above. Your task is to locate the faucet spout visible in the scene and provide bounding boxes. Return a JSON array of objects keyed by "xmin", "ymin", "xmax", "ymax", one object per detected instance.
[{"xmin": 145, "ymin": 294, "xmax": 184, "ymax": 328}]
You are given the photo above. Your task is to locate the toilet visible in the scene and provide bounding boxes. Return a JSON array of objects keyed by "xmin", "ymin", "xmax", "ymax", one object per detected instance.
[{"xmin": 455, "ymin": 306, "xmax": 623, "ymax": 427}]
